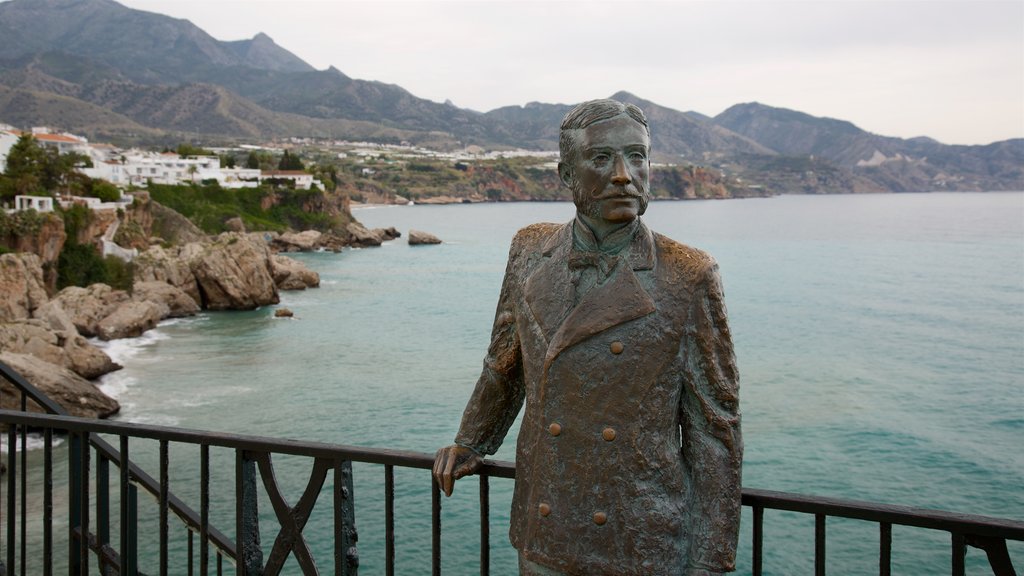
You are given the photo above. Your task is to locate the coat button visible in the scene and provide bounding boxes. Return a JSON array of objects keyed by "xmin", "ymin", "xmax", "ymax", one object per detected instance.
[
  {"xmin": 609, "ymin": 341, "xmax": 624, "ymax": 354},
  {"xmin": 548, "ymin": 422, "xmax": 562, "ymax": 436},
  {"xmin": 602, "ymin": 427, "xmax": 616, "ymax": 442},
  {"xmin": 593, "ymin": 511, "xmax": 607, "ymax": 525},
  {"xmin": 539, "ymin": 503, "xmax": 551, "ymax": 517}
]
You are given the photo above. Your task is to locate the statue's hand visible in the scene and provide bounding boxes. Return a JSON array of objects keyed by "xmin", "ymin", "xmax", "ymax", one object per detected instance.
[{"xmin": 432, "ymin": 444, "xmax": 483, "ymax": 497}]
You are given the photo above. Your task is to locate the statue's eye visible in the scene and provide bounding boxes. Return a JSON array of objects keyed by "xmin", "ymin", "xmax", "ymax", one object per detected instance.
[
  {"xmin": 629, "ymin": 152, "xmax": 646, "ymax": 164},
  {"xmin": 591, "ymin": 154, "xmax": 610, "ymax": 166}
]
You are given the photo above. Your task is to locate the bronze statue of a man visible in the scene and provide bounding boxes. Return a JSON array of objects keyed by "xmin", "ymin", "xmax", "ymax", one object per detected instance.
[{"xmin": 433, "ymin": 99, "xmax": 742, "ymax": 576}]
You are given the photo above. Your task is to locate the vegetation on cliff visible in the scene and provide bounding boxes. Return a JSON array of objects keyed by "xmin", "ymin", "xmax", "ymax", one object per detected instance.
[{"xmin": 147, "ymin": 181, "xmax": 353, "ymax": 234}]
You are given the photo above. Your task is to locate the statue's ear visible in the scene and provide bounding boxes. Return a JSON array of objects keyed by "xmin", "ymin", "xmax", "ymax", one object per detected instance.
[{"xmin": 558, "ymin": 162, "xmax": 574, "ymax": 188}]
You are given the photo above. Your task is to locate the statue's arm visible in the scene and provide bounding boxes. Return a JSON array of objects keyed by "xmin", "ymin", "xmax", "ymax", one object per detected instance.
[
  {"xmin": 681, "ymin": 260, "xmax": 743, "ymax": 574},
  {"xmin": 434, "ymin": 238, "xmax": 526, "ymax": 495}
]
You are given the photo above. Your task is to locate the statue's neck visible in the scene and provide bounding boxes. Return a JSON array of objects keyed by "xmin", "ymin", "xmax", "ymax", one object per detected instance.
[{"xmin": 575, "ymin": 214, "xmax": 637, "ymax": 253}]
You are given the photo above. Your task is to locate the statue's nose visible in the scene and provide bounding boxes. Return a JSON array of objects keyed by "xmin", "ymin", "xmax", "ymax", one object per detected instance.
[{"xmin": 611, "ymin": 155, "xmax": 631, "ymax": 185}]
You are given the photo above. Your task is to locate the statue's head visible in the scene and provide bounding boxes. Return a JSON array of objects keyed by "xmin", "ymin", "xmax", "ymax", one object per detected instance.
[{"xmin": 559, "ymin": 99, "xmax": 651, "ymax": 225}]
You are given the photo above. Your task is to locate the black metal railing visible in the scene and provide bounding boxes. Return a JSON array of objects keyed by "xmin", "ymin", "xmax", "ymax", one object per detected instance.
[{"xmin": 2, "ymin": 360, "xmax": 1022, "ymax": 575}]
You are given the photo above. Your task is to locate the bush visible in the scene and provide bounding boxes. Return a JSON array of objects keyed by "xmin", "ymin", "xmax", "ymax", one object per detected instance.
[
  {"xmin": 103, "ymin": 255, "xmax": 135, "ymax": 293},
  {"xmin": 57, "ymin": 242, "xmax": 107, "ymax": 289}
]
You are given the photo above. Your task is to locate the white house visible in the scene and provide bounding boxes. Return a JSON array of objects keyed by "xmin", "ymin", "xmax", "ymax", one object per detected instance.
[
  {"xmin": 260, "ymin": 170, "xmax": 320, "ymax": 190},
  {"xmin": 7, "ymin": 195, "xmax": 55, "ymax": 214},
  {"xmin": 0, "ymin": 125, "xmax": 21, "ymax": 173},
  {"xmin": 31, "ymin": 129, "xmax": 90, "ymax": 156}
]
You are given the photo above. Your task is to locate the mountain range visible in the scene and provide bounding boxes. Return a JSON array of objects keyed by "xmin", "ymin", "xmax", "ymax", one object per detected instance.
[{"xmin": 1, "ymin": 0, "xmax": 1021, "ymax": 192}]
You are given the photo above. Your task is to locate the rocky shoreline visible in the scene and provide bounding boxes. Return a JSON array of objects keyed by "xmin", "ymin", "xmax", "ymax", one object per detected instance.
[{"xmin": 0, "ymin": 231, "xmax": 335, "ymax": 419}]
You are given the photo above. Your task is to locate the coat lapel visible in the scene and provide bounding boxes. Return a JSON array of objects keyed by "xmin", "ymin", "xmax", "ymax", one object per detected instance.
[
  {"xmin": 524, "ymin": 223, "xmax": 576, "ymax": 344},
  {"xmin": 524, "ymin": 219, "xmax": 658, "ymax": 367}
]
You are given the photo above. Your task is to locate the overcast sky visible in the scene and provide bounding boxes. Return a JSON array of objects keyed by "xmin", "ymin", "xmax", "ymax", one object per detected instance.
[{"xmin": 114, "ymin": 0, "xmax": 1023, "ymax": 146}]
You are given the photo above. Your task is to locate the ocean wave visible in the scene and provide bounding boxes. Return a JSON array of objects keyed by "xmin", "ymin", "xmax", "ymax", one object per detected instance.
[
  {"xmin": 0, "ymin": 432, "xmax": 66, "ymax": 453},
  {"xmin": 97, "ymin": 371, "xmax": 135, "ymax": 400},
  {"xmin": 92, "ymin": 329, "xmax": 170, "ymax": 366}
]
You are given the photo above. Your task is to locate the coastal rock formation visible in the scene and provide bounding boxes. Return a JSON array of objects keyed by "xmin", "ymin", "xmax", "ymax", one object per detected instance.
[
  {"xmin": 133, "ymin": 244, "xmax": 204, "ymax": 306},
  {"xmin": 408, "ymin": 230, "xmax": 442, "ymax": 245},
  {"xmin": 0, "ymin": 320, "xmax": 120, "ymax": 380},
  {"xmin": 132, "ymin": 281, "xmax": 200, "ymax": 318},
  {"xmin": 271, "ymin": 255, "xmax": 320, "ymax": 291},
  {"xmin": 96, "ymin": 300, "xmax": 164, "ymax": 341},
  {"xmin": 0, "ymin": 212, "xmax": 67, "ymax": 291},
  {"xmin": 189, "ymin": 232, "xmax": 279, "ymax": 310},
  {"xmin": 0, "ymin": 253, "xmax": 49, "ymax": 322},
  {"xmin": 51, "ymin": 284, "xmax": 131, "ymax": 338},
  {"xmin": 0, "ymin": 352, "xmax": 119, "ymax": 418},
  {"xmin": 275, "ymin": 230, "xmax": 322, "ymax": 252},
  {"xmin": 344, "ymin": 222, "xmax": 385, "ymax": 247}
]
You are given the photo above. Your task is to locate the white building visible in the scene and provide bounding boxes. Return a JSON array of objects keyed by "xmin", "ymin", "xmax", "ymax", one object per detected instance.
[
  {"xmin": 260, "ymin": 170, "xmax": 320, "ymax": 190},
  {"xmin": 0, "ymin": 125, "xmax": 21, "ymax": 173},
  {"xmin": 6, "ymin": 195, "xmax": 55, "ymax": 214}
]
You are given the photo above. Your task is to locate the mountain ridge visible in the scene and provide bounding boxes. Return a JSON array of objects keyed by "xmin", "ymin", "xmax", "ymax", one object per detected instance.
[{"xmin": 0, "ymin": 0, "xmax": 1020, "ymax": 192}]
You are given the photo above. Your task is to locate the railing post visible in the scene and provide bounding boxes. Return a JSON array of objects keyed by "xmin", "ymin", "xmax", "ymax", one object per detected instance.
[
  {"xmin": 96, "ymin": 454, "xmax": 110, "ymax": 575},
  {"xmin": 19, "ymin": 394, "xmax": 26, "ymax": 576},
  {"xmin": 235, "ymin": 450, "xmax": 262, "ymax": 576},
  {"xmin": 44, "ymin": 429, "xmax": 53, "ymax": 576},
  {"xmin": 480, "ymin": 474, "xmax": 490, "ymax": 576},
  {"xmin": 951, "ymin": 533, "xmax": 966, "ymax": 576},
  {"xmin": 119, "ymin": 435, "xmax": 138, "ymax": 576},
  {"xmin": 6, "ymin": 424, "xmax": 16, "ymax": 574},
  {"xmin": 815, "ymin": 513, "xmax": 826, "ymax": 576},
  {"xmin": 200, "ymin": 444, "xmax": 210, "ymax": 576},
  {"xmin": 752, "ymin": 505, "xmax": 764, "ymax": 576},
  {"xmin": 879, "ymin": 522, "xmax": 891, "ymax": 576},
  {"xmin": 68, "ymin": 432, "xmax": 82, "ymax": 576},
  {"xmin": 335, "ymin": 459, "xmax": 358, "ymax": 576},
  {"xmin": 431, "ymin": 475, "xmax": 441, "ymax": 576},
  {"xmin": 384, "ymin": 465, "xmax": 394, "ymax": 576}
]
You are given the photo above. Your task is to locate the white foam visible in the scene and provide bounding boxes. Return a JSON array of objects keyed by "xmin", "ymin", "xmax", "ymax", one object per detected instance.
[{"xmin": 0, "ymin": 432, "xmax": 66, "ymax": 453}]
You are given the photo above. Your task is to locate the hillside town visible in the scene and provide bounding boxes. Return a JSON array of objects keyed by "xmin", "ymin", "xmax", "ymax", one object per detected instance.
[{"xmin": 0, "ymin": 123, "xmax": 323, "ymax": 206}]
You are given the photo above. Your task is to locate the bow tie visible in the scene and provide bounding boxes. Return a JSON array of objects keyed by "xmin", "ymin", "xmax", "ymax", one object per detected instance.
[{"xmin": 568, "ymin": 250, "xmax": 619, "ymax": 278}]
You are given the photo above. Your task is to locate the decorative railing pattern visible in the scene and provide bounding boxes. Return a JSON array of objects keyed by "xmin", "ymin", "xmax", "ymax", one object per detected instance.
[{"xmin": 1, "ymin": 360, "xmax": 1022, "ymax": 575}]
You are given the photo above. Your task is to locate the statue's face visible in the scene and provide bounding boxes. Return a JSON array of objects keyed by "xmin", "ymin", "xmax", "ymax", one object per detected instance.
[{"xmin": 564, "ymin": 115, "xmax": 651, "ymax": 225}]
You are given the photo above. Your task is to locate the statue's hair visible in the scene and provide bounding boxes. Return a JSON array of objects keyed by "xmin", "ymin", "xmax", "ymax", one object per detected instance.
[{"xmin": 559, "ymin": 99, "xmax": 650, "ymax": 165}]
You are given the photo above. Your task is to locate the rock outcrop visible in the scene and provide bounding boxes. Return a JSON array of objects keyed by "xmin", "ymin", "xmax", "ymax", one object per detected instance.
[
  {"xmin": 96, "ymin": 300, "xmax": 164, "ymax": 341},
  {"xmin": 189, "ymin": 232, "xmax": 279, "ymax": 310},
  {"xmin": 344, "ymin": 223, "xmax": 402, "ymax": 248},
  {"xmin": 0, "ymin": 253, "xmax": 50, "ymax": 322},
  {"xmin": 270, "ymin": 255, "xmax": 320, "ymax": 290},
  {"xmin": 133, "ymin": 244, "xmax": 203, "ymax": 306},
  {"xmin": 274, "ymin": 230, "xmax": 323, "ymax": 252},
  {"xmin": 0, "ymin": 320, "xmax": 120, "ymax": 380},
  {"xmin": 0, "ymin": 352, "xmax": 119, "ymax": 418},
  {"xmin": 132, "ymin": 281, "xmax": 200, "ymax": 318},
  {"xmin": 51, "ymin": 284, "xmax": 131, "ymax": 338},
  {"xmin": 408, "ymin": 230, "xmax": 442, "ymax": 245}
]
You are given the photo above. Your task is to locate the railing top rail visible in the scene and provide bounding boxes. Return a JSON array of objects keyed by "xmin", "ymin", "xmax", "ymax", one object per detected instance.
[
  {"xmin": 3, "ymin": 409, "xmax": 1022, "ymax": 542},
  {"xmin": 0, "ymin": 409, "xmax": 516, "ymax": 478},
  {"xmin": 743, "ymin": 488, "xmax": 1024, "ymax": 541}
]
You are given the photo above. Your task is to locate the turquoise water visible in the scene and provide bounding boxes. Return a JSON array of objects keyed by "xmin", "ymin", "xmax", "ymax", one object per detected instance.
[{"xmin": 85, "ymin": 193, "xmax": 1022, "ymax": 574}]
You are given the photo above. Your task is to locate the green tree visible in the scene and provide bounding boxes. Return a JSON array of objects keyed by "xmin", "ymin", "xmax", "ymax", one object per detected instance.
[
  {"xmin": 220, "ymin": 154, "xmax": 237, "ymax": 169},
  {"xmin": 177, "ymin": 143, "xmax": 213, "ymax": 157},
  {"xmin": 278, "ymin": 150, "xmax": 304, "ymax": 171},
  {"xmin": 2, "ymin": 134, "xmax": 46, "ymax": 199},
  {"xmin": 246, "ymin": 151, "xmax": 260, "ymax": 169}
]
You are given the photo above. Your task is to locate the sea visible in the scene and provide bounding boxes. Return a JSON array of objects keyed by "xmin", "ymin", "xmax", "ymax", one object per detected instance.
[{"xmin": 14, "ymin": 192, "xmax": 1024, "ymax": 575}]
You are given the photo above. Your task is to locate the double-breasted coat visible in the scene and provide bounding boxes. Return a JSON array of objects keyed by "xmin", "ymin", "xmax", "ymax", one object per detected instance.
[{"xmin": 454, "ymin": 218, "xmax": 742, "ymax": 575}]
